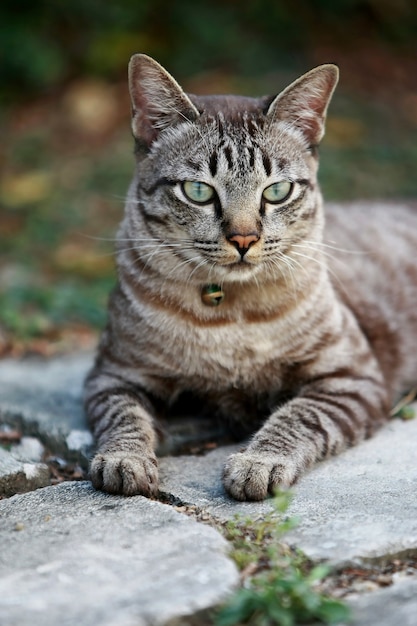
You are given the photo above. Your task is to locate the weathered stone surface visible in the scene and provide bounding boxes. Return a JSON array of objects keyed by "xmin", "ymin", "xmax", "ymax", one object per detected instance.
[
  {"xmin": 2, "ymin": 352, "xmax": 417, "ymax": 625},
  {"xmin": 0, "ymin": 447, "xmax": 49, "ymax": 497},
  {"xmin": 160, "ymin": 416, "xmax": 417, "ymax": 567},
  {"xmin": 286, "ymin": 416, "xmax": 417, "ymax": 566},
  {"xmin": 0, "ymin": 353, "xmax": 226, "ymax": 464},
  {"xmin": 0, "ymin": 481, "xmax": 238, "ymax": 626},
  {"xmin": 0, "ymin": 353, "xmax": 93, "ymax": 465},
  {"xmin": 10, "ymin": 436, "xmax": 45, "ymax": 462},
  {"xmin": 160, "ymin": 446, "xmax": 274, "ymax": 520},
  {"xmin": 347, "ymin": 577, "xmax": 417, "ymax": 626}
]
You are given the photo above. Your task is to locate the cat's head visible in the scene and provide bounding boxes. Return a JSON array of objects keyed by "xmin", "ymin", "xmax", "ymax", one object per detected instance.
[{"xmin": 123, "ymin": 54, "xmax": 338, "ymax": 285}]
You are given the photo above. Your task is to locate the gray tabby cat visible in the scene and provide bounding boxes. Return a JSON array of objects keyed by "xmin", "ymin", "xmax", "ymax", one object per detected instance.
[{"xmin": 84, "ymin": 53, "xmax": 417, "ymax": 501}]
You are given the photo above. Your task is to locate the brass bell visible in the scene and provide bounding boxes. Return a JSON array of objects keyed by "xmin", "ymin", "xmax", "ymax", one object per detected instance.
[{"xmin": 201, "ymin": 284, "xmax": 224, "ymax": 306}]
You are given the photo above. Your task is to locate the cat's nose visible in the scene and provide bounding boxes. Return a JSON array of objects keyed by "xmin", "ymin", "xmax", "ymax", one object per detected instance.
[{"xmin": 227, "ymin": 233, "xmax": 260, "ymax": 257}]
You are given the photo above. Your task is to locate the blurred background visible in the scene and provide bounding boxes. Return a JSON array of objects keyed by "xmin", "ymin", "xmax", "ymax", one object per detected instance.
[{"xmin": 1, "ymin": 0, "xmax": 416, "ymax": 357}]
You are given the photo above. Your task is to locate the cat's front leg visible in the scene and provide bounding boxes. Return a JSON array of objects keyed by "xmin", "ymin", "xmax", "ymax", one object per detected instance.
[
  {"xmin": 223, "ymin": 376, "xmax": 388, "ymax": 501},
  {"xmin": 85, "ymin": 376, "xmax": 159, "ymax": 496}
]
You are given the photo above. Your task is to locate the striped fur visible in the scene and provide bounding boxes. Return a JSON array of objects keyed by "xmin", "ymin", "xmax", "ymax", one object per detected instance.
[{"xmin": 84, "ymin": 54, "xmax": 417, "ymax": 500}]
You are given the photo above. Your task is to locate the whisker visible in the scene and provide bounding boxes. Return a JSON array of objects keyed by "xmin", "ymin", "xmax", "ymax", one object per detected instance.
[
  {"xmin": 118, "ymin": 244, "xmax": 197, "ymax": 254},
  {"xmin": 78, "ymin": 233, "xmax": 195, "ymax": 246},
  {"xmin": 292, "ymin": 244, "xmax": 342, "ymax": 266},
  {"xmin": 76, "ymin": 233, "xmax": 118, "ymax": 243},
  {"xmin": 295, "ymin": 240, "xmax": 368, "ymax": 255},
  {"xmin": 207, "ymin": 261, "xmax": 219, "ymax": 285},
  {"xmin": 252, "ymin": 269, "xmax": 260, "ymax": 291},
  {"xmin": 138, "ymin": 246, "xmax": 162, "ymax": 279},
  {"xmin": 292, "ymin": 242, "xmax": 362, "ymax": 274},
  {"xmin": 291, "ymin": 250, "xmax": 348, "ymax": 295},
  {"xmin": 291, "ymin": 250, "xmax": 328, "ymax": 271},
  {"xmin": 266, "ymin": 256, "xmax": 298, "ymax": 304},
  {"xmin": 186, "ymin": 258, "xmax": 210, "ymax": 285},
  {"xmin": 280, "ymin": 252, "xmax": 310, "ymax": 296},
  {"xmin": 165, "ymin": 254, "xmax": 203, "ymax": 280}
]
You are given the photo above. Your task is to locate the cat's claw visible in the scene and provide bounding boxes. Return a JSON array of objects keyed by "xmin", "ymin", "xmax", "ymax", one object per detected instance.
[
  {"xmin": 223, "ymin": 451, "xmax": 298, "ymax": 501},
  {"xmin": 90, "ymin": 451, "xmax": 159, "ymax": 497}
]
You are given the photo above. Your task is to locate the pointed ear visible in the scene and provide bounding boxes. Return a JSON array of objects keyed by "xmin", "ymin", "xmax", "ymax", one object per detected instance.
[
  {"xmin": 128, "ymin": 54, "xmax": 200, "ymax": 147},
  {"xmin": 266, "ymin": 64, "xmax": 339, "ymax": 146}
]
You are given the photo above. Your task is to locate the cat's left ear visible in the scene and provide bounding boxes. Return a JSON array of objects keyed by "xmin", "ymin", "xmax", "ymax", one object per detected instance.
[
  {"xmin": 266, "ymin": 64, "xmax": 339, "ymax": 146},
  {"xmin": 129, "ymin": 54, "xmax": 200, "ymax": 147}
]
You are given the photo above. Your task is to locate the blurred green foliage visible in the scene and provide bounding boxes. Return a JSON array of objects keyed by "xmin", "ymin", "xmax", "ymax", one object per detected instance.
[
  {"xmin": 1, "ymin": 0, "xmax": 417, "ymax": 348},
  {"xmin": 1, "ymin": 0, "xmax": 416, "ymax": 101},
  {"xmin": 0, "ymin": 280, "xmax": 112, "ymax": 338}
]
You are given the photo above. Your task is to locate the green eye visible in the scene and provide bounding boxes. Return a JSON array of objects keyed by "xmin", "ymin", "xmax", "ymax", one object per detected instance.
[
  {"xmin": 262, "ymin": 181, "xmax": 293, "ymax": 204},
  {"xmin": 182, "ymin": 181, "xmax": 215, "ymax": 204}
]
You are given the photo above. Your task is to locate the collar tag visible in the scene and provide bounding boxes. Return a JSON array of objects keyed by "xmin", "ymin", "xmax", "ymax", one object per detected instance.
[{"xmin": 201, "ymin": 284, "xmax": 224, "ymax": 306}]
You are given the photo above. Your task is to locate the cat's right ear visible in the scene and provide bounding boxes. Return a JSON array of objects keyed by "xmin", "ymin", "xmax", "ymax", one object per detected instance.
[
  {"xmin": 128, "ymin": 54, "xmax": 200, "ymax": 147},
  {"xmin": 266, "ymin": 64, "xmax": 339, "ymax": 147}
]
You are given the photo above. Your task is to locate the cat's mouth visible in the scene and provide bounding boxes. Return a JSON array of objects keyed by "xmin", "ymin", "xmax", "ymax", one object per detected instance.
[
  {"xmin": 229, "ymin": 260, "xmax": 256, "ymax": 271},
  {"xmin": 220, "ymin": 256, "xmax": 257, "ymax": 270},
  {"xmin": 217, "ymin": 258, "xmax": 261, "ymax": 281}
]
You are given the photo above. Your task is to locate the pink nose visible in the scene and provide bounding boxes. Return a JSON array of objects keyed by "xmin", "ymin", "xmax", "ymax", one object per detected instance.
[{"xmin": 228, "ymin": 233, "xmax": 259, "ymax": 250}]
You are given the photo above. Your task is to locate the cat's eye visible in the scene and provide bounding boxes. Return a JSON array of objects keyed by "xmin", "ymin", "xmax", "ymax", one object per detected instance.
[
  {"xmin": 262, "ymin": 181, "xmax": 293, "ymax": 204},
  {"xmin": 182, "ymin": 181, "xmax": 215, "ymax": 204}
]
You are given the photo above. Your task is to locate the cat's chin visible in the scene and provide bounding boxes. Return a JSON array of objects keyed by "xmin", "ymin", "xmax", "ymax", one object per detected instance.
[{"xmin": 217, "ymin": 261, "xmax": 261, "ymax": 283}]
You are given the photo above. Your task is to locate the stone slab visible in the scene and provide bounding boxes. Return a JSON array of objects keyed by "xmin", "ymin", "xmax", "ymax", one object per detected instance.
[
  {"xmin": 2, "ymin": 352, "xmax": 417, "ymax": 625},
  {"xmin": 0, "ymin": 353, "xmax": 93, "ymax": 465},
  {"xmin": 0, "ymin": 481, "xmax": 238, "ymax": 626},
  {"xmin": 160, "ymin": 446, "xmax": 274, "ymax": 521},
  {"xmin": 0, "ymin": 447, "xmax": 49, "ymax": 497},
  {"xmin": 9, "ymin": 436, "xmax": 45, "ymax": 462},
  {"xmin": 347, "ymin": 577, "xmax": 417, "ymax": 626},
  {"xmin": 0, "ymin": 353, "xmax": 226, "ymax": 464},
  {"xmin": 160, "ymin": 417, "xmax": 417, "ymax": 567},
  {"xmin": 286, "ymin": 416, "xmax": 417, "ymax": 566}
]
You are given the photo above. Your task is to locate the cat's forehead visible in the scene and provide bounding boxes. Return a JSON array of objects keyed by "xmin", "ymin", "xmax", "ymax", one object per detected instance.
[
  {"xmin": 197, "ymin": 107, "xmax": 305, "ymax": 172},
  {"xmin": 189, "ymin": 94, "xmax": 269, "ymax": 139},
  {"xmin": 148, "ymin": 92, "xmax": 311, "ymax": 183},
  {"xmin": 189, "ymin": 94, "xmax": 271, "ymax": 119}
]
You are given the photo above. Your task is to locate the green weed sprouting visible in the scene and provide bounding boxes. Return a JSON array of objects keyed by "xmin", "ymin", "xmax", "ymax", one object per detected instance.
[{"xmin": 215, "ymin": 491, "xmax": 350, "ymax": 626}]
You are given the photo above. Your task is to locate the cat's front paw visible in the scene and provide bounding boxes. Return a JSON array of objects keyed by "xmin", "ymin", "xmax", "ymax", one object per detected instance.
[
  {"xmin": 223, "ymin": 450, "xmax": 298, "ymax": 501},
  {"xmin": 90, "ymin": 450, "xmax": 159, "ymax": 497}
]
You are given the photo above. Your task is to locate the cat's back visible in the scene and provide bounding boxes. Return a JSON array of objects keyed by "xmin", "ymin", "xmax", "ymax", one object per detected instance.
[
  {"xmin": 325, "ymin": 200, "xmax": 417, "ymax": 394},
  {"xmin": 325, "ymin": 200, "xmax": 417, "ymax": 291}
]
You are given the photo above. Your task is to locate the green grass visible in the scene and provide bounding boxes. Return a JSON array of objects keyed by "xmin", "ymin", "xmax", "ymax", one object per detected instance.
[
  {"xmin": 0, "ymin": 280, "xmax": 113, "ymax": 339},
  {"xmin": 214, "ymin": 492, "xmax": 350, "ymax": 626}
]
